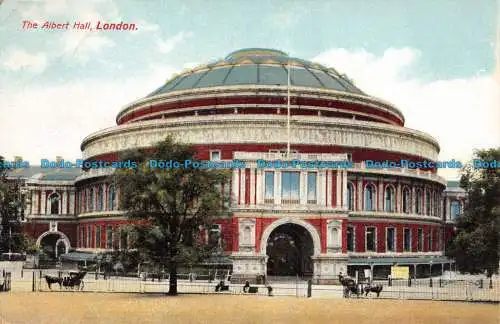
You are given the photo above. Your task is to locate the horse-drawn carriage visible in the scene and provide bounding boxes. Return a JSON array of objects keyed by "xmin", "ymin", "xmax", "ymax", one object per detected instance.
[
  {"xmin": 44, "ymin": 271, "xmax": 87, "ymax": 290},
  {"xmin": 339, "ymin": 273, "xmax": 383, "ymax": 298}
]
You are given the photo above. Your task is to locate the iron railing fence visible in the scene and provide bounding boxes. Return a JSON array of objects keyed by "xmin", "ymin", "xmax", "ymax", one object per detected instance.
[{"xmin": 4, "ymin": 268, "xmax": 499, "ymax": 302}]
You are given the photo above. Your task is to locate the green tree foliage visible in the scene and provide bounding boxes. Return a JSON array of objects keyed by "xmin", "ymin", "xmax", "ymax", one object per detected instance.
[
  {"xmin": 114, "ymin": 137, "xmax": 230, "ymax": 295},
  {"xmin": 447, "ymin": 148, "xmax": 500, "ymax": 277},
  {"xmin": 0, "ymin": 155, "xmax": 28, "ymax": 254}
]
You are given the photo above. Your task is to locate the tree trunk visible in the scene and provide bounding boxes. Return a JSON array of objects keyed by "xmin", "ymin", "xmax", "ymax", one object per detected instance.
[{"xmin": 168, "ymin": 245, "xmax": 178, "ymax": 296}]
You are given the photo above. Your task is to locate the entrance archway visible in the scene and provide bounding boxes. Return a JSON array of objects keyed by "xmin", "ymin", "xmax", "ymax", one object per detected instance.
[
  {"xmin": 265, "ymin": 223, "xmax": 315, "ymax": 277},
  {"xmin": 36, "ymin": 231, "xmax": 71, "ymax": 259}
]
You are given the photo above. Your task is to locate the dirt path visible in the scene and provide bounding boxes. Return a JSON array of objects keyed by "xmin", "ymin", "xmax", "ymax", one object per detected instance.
[{"xmin": 0, "ymin": 292, "xmax": 497, "ymax": 324}]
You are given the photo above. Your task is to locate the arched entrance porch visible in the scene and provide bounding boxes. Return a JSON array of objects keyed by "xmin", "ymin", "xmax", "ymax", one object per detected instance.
[
  {"xmin": 36, "ymin": 231, "xmax": 71, "ymax": 259},
  {"xmin": 260, "ymin": 218, "xmax": 321, "ymax": 278}
]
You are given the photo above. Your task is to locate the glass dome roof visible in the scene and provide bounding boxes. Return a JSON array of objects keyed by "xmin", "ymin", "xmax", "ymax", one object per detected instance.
[{"xmin": 147, "ymin": 48, "xmax": 364, "ymax": 97}]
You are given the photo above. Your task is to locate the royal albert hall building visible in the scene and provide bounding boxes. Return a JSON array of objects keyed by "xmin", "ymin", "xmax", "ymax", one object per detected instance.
[{"xmin": 20, "ymin": 48, "xmax": 465, "ymax": 280}]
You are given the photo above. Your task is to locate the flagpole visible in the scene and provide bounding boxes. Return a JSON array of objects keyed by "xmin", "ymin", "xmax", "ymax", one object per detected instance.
[{"xmin": 286, "ymin": 58, "xmax": 291, "ymax": 159}]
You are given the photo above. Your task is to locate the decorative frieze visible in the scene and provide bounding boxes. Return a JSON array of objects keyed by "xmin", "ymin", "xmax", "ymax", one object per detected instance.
[{"xmin": 82, "ymin": 115, "xmax": 439, "ymax": 161}]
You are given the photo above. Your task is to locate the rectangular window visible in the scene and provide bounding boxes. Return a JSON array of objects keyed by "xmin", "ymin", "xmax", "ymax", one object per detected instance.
[
  {"xmin": 86, "ymin": 226, "xmax": 91, "ymax": 248},
  {"xmin": 106, "ymin": 226, "xmax": 113, "ymax": 249},
  {"xmin": 208, "ymin": 224, "xmax": 221, "ymax": 248},
  {"xmin": 281, "ymin": 171, "xmax": 300, "ymax": 204},
  {"xmin": 347, "ymin": 226, "xmax": 355, "ymax": 252},
  {"xmin": 386, "ymin": 228, "xmax": 395, "ymax": 252},
  {"xmin": 120, "ymin": 228, "xmax": 128, "ymax": 250},
  {"xmin": 95, "ymin": 225, "xmax": 101, "ymax": 248},
  {"xmin": 264, "ymin": 171, "xmax": 274, "ymax": 204},
  {"xmin": 404, "ymin": 228, "xmax": 411, "ymax": 252},
  {"xmin": 428, "ymin": 229, "xmax": 433, "ymax": 251},
  {"xmin": 438, "ymin": 230, "xmax": 443, "ymax": 251},
  {"xmin": 210, "ymin": 151, "xmax": 221, "ymax": 161},
  {"xmin": 366, "ymin": 227, "xmax": 376, "ymax": 252},
  {"xmin": 307, "ymin": 172, "xmax": 317, "ymax": 204},
  {"xmin": 417, "ymin": 228, "xmax": 423, "ymax": 251}
]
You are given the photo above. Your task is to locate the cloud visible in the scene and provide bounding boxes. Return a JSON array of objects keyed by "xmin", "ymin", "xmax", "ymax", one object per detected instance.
[
  {"xmin": 0, "ymin": 63, "xmax": 180, "ymax": 163},
  {"xmin": 313, "ymin": 48, "xmax": 499, "ymax": 180},
  {"xmin": 1, "ymin": 48, "xmax": 48, "ymax": 73},
  {"xmin": 157, "ymin": 31, "xmax": 193, "ymax": 54},
  {"xmin": 131, "ymin": 20, "xmax": 160, "ymax": 35},
  {"xmin": 61, "ymin": 32, "xmax": 114, "ymax": 63}
]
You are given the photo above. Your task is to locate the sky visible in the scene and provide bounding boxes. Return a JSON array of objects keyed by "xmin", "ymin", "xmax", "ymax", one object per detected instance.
[{"xmin": 0, "ymin": 0, "xmax": 499, "ymax": 180}]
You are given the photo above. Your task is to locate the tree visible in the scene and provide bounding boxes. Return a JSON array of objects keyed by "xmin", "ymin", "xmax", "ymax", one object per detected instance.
[
  {"xmin": 114, "ymin": 137, "xmax": 230, "ymax": 295},
  {"xmin": 447, "ymin": 148, "xmax": 500, "ymax": 277},
  {"xmin": 0, "ymin": 156, "xmax": 28, "ymax": 254}
]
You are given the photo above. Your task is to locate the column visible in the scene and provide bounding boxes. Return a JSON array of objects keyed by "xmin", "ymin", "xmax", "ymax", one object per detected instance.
[
  {"xmin": 378, "ymin": 180, "xmax": 383, "ymax": 212},
  {"xmin": 249, "ymin": 168, "xmax": 255, "ymax": 205},
  {"xmin": 256, "ymin": 169, "xmax": 263, "ymax": 205},
  {"xmin": 40, "ymin": 190, "xmax": 46, "ymax": 215},
  {"xmin": 232, "ymin": 169, "xmax": 239, "ymax": 206},
  {"xmin": 69, "ymin": 191, "xmax": 75, "ymax": 215},
  {"xmin": 300, "ymin": 171, "xmax": 307, "ymax": 205},
  {"xmin": 275, "ymin": 171, "xmax": 281, "ymax": 205},
  {"xmin": 342, "ymin": 170, "xmax": 348, "ymax": 209},
  {"xmin": 31, "ymin": 190, "xmax": 37, "ymax": 214},
  {"xmin": 319, "ymin": 171, "xmax": 327, "ymax": 205},
  {"xmin": 61, "ymin": 190, "xmax": 67, "ymax": 215},
  {"xmin": 446, "ymin": 197, "xmax": 450, "ymax": 221},
  {"xmin": 411, "ymin": 186, "xmax": 416, "ymax": 214},
  {"xmin": 396, "ymin": 182, "xmax": 402, "ymax": 213},
  {"xmin": 326, "ymin": 170, "xmax": 332, "ymax": 206},
  {"xmin": 336, "ymin": 171, "xmax": 341, "ymax": 207},
  {"xmin": 357, "ymin": 177, "xmax": 363, "ymax": 211},
  {"xmin": 239, "ymin": 170, "xmax": 245, "ymax": 206}
]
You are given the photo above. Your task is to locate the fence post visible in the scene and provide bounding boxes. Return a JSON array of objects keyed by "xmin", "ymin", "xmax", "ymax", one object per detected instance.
[
  {"xmin": 429, "ymin": 278, "xmax": 433, "ymax": 288},
  {"xmin": 307, "ymin": 279, "xmax": 312, "ymax": 298},
  {"xmin": 388, "ymin": 277, "xmax": 392, "ymax": 286},
  {"xmin": 489, "ymin": 278, "xmax": 493, "ymax": 289},
  {"xmin": 439, "ymin": 278, "xmax": 442, "ymax": 288},
  {"xmin": 32, "ymin": 271, "xmax": 35, "ymax": 292},
  {"xmin": 479, "ymin": 279, "xmax": 483, "ymax": 289},
  {"xmin": 408, "ymin": 278, "xmax": 411, "ymax": 287}
]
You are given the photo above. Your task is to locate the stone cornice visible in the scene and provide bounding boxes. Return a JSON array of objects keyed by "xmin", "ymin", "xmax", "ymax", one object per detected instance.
[{"xmin": 347, "ymin": 212, "xmax": 443, "ymax": 224}]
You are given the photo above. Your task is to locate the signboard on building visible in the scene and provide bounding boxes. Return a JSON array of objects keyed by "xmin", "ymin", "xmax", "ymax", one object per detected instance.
[
  {"xmin": 364, "ymin": 269, "xmax": 372, "ymax": 280},
  {"xmin": 391, "ymin": 266, "xmax": 409, "ymax": 279}
]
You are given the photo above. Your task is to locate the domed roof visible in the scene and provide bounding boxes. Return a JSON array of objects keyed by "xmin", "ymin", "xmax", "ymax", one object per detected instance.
[{"xmin": 147, "ymin": 48, "xmax": 364, "ymax": 97}]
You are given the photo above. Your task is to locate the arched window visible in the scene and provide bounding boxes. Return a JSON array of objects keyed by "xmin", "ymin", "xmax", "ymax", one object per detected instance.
[
  {"xmin": 364, "ymin": 184, "xmax": 375, "ymax": 211},
  {"xmin": 347, "ymin": 182, "xmax": 355, "ymax": 211},
  {"xmin": 415, "ymin": 189, "xmax": 422, "ymax": 214},
  {"xmin": 426, "ymin": 190, "xmax": 432, "ymax": 215},
  {"xmin": 88, "ymin": 188, "xmax": 94, "ymax": 212},
  {"xmin": 49, "ymin": 193, "xmax": 60, "ymax": 215},
  {"xmin": 97, "ymin": 185, "xmax": 104, "ymax": 211},
  {"xmin": 384, "ymin": 186, "xmax": 395, "ymax": 212},
  {"xmin": 403, "ymin": 187, "xmax": 411, "ymax": 213},
  {"xmin": 450, "ymin": 200, "xmax": 461, "ymax": 219},
  {"xmin": 108, "ymin": 185, "xmax": 116, "ymax": 211}
]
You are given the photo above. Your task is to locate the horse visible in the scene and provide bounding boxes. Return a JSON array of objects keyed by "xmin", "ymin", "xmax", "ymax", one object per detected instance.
[
  {"xmin": 339, "ymin": 273, "xmax": 360, "ymax": 298},
  {"xmin": 44, "ymin": 275, "xmax": 63, "ymax": 290},
  {"xmin": 364, "ymin": 283, "xmax": 383, "ymax": 297},
  {"xmin": 60, "ymin": 271, "xmax": 86, "ymax": 290}
]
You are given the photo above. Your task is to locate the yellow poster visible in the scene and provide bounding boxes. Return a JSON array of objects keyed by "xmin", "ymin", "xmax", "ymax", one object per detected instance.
[{"xmin": 391, "ymin": 266, "xmax": 409, "ymax": 279}]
